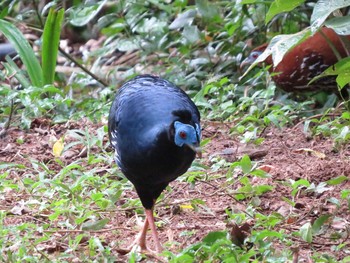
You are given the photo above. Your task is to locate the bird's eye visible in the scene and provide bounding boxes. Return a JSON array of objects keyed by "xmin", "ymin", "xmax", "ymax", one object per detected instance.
[
  {"xmin": 252, "ymin": 52, "xmax": 259, "ymax": 59},
  {"xmin": 179, "ymin": 131, "xmax": 187, "ymax": 139}
]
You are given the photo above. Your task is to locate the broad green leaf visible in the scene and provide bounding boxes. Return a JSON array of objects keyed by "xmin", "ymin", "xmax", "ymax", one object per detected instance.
[
  {"xmin": 342, "ymin": 111, "xmax": 350, "ymax": 119},
  {"xmin": 240, "ymin": 155, "xmax": 252, "ymax": 174},
  {"xmin": 336, "ymin": 71, "xmax": 350, "ymax": 88},
  {"xmin": 69, "ymin": 0, "xmax": 107, "ymax": 27},
  {"xmin": 326, "ymin": 175, "xmax": 348, "ymax": 185},
  {"xmin": 292, "ymin": 179, "xmax": 310, "ymax": 189},
  {"xmin": 265, "ymin": 0, "xmax": 305, "ymax": 24},
  {"xmin": 325, "ymin": 15, "xmax": 350, "ymax": 35},
  {"xmin": 0, "ymin": 19, "xmax": 43, "ymax": 87},
  {"xmin": 312, "ymin": 214, "xmax": 331, "ymax": 234},
  {"xmin": 300, "ymin": 222, "xmax": 312, "ymax": 243},
  {"xmin": 42, "ymin": 8, "xmax": 64, "ymax": 85},
  {"xmin": 256, "ymin": 230, "xmax": 283, "ymax": 239},
  {"xmin": 310, "ymin": 57, "xmax": 350, "ymax": 87},
  {"xmin": 250, "ymin": 169, "xmax": 270, "ymax": 178},
  {"xmin": 253, "ymin": 185, "xmax": 273, "ymax": 195},
  {"xmin": 82, "ymin": 218, "xmax": 109, "ymax": 231},
  {"xmin": 169, "ymin": 9, "xmax": 197, "ymax": 30},
  {"xmin": 202, "ymin": 231, "xmax": 227, "ymax": 245},
  {"xmin": 182, "ymin": 25, "xmax": 201, "ymax": 44},
  {"xmin": 195, "ymin": 0, "xmax": 222, "ymax": 23},
  {"xmin": 341, "ymin": 189, "xmax": 350, "ymax": 199},
  {"xmin": 311, "ymin": 0, "xmax": 350, "ymax": 32}
]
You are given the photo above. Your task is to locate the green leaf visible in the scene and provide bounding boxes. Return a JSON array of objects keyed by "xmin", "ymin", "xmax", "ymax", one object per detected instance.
[
  {"xmin": 341, "ymin": 189, "xmax": 350, "ymax": 199},
  {"xmin": 69, "ymin": 0, "xmax": 107, "ymax": 27},
  {"xmin": 240, "ymin": 155, "xmax": 252, "ymax": 174},
  {"xmin": 82, "ymin": 218, "xmax": 109, "ymax": 231},
  {"xmin": 250, "ymin": 169, "xmax": 270, "ymax": 178},
  {"xmin": 256, "ymin": 229, "xmax": 283, "ymax": 240},
  {"xmin": 0, "ymin": 19, "xmax": 43, "ymax": 87},
  {"xmin": 202, "ymin": 231, "xmax": 227, "ymax": 245},
  {"xmin": 341, "ymin": 111, "xmax": 350, "ymax": 120},
  {"xmin": 182, "ymin": 25, "xmax": 201, "ymax": 44},
  {"xmin": 240, "ymin": 0, "xmax": 259, "ymax": 3},
  {"xmin": 310, "ymin": 57, "xmax": 350, "ymax": 87},
  {"xmin": 326, "ymin": 175, "xmax": 348, "ymax": 185},
  {"xmin": 325, "ymin": 15, "xmax": 350, "ymax": 35},
  {"xmin": 169, "ymin": 9, "xmax": 197, "ymax": 30},
  {"xmin": 3, "ymin": 57, "xmax": 31, "ymax": 88},
  {"xmin": 195, "ymin": 0, "xmax": 222, "ymax": 23},
  {"xmin": 300, "ymin": 222, "xmax": 312, "ymax": 243},
  {"xmin": 42, "ymin": 8, "xmax": 64, "ymax": 85},
  {"xmin": 336, "ymin": 71, "xmax": 350, "ymax": 88},
  {"xmin": 311, "ymin": 0, "xmax": 350, "ymax": 32},
  {"xmin": 292, "ymin": 179, "xmax": 310, "ymax": 189},
  {"xmin": 0, "ymin": 163, "xmax": 26, "ymax": 170},
  {"xmin": 312, "ymin": 214, "xmax": 331, "ymax": 235},
  {"xmin": 265, "ymin": 0, "xmax": 305, "ymax": 24}
]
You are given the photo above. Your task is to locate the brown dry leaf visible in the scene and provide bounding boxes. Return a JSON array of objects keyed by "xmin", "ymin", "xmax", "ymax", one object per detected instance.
[
  {"xmin": 230, "ymin": 222, "xmax": 252, "ymax": 247},
  {"xmin": 10, "ymin": 202, "xmax": 29, "ymax": 215},
  {"xmin": 294, "ymin": 148, "xmax": 326, "ymax": 159},
  {"xmin": 258, "ymin": 164, "xmax": 275, "ymax": 172}
]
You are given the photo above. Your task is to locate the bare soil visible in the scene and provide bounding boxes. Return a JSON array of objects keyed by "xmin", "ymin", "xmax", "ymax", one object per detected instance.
[{"xmin": 1, "ymin": 118, "xmax": 349, "ymax": 261}]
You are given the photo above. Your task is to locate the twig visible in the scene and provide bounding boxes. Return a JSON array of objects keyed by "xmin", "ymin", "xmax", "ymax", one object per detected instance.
[
  {"xmin": 58, "ymin": 46, "xmax": 109, "ymax": 87},
  {"xmin": 293, "ymin": 112, "xmax": 341, "ymax": 130},
  {"xmin": 43, "ymin": 225, "xmax": 130, "ymax": 234}
]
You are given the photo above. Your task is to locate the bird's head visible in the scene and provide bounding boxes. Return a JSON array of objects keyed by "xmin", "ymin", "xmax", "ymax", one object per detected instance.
[
  {"xmin": 240, "ymin": 43, "xmax": 270, "ymax": 70},
  {"xmin": 173, "ymin": 121, "xmax": 201, "ymax": 156},
  {"xmin": 240, "ymin": 50, "xmax": 264, "ymax": 70}
]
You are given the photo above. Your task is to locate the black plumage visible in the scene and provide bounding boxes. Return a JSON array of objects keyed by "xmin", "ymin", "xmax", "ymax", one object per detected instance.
[{"xmin": 108, "ymin": 75, "xmax": 201, "ymax": 252}]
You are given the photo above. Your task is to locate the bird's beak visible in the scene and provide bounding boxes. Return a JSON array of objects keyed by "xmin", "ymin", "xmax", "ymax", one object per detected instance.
[{"xmin": 186, "ymin": 143, "xmax": 202, "ymax": 158}]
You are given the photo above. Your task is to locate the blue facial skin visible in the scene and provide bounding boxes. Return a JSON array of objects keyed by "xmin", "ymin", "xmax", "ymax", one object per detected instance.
[{"xmin": 174, "ymin": 121, "xmax": 201, "ymax": 153}]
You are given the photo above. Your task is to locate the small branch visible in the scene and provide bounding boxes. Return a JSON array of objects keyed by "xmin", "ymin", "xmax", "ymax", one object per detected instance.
[
  {"xmin": 43, "ymin": 225, "xmax": 130, "ymax": 234},
  {"xmin": 58, "ymin": 47, "xmax": 109, "ymax": 87}
]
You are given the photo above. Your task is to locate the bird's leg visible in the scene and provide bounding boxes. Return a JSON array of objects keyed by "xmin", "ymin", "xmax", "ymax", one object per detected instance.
[
  {"xmin": 145, "ymin": 208, "xmax": 163, "ymax": 253},
  {"xmin": 128, "ymin": 214, "xmax": 149, "ymax": 251}
]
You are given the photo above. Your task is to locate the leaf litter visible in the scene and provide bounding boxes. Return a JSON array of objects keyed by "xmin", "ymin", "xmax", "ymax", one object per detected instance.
[{"xmin": 0, "ymin": 118, "xmax": 349, "ymax": 261}]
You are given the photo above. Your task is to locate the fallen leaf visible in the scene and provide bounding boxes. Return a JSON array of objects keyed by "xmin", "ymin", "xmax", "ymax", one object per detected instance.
[
  {"xmin": 52, "ymin": 137, "xmax": 64, "ymax": 157},
  {"xmin": 180, "ymin": 204, "xmax": 194, "ymax": 210},
  {"xmin": 294, "ymin": 148, "xmax": 326, "ymax": 159},
  {"xmin": 258, "ymin": 164, "xmax": 275, "ymax": 172}
]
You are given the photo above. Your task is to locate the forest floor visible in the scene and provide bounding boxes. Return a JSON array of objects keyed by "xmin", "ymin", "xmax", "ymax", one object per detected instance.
[{"xmin": 1, "ymin": 118, "xmax": 350, "ymax": 262}]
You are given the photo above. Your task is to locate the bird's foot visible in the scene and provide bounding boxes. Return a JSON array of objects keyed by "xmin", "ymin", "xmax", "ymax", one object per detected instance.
[
  {"xmin": 116, "ymin": 234, "xmax": 151, "ymax": 255},
  {"xmin": 116, "ymin": 243, "xmax": 164, "ymax": 262}
]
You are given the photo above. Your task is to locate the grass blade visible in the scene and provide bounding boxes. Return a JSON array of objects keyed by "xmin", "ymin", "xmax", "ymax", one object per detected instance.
[
  {"xmin": 42, "ymin": 8, "xmax": 64, "ymax": 85},
  {"xmin": 0, "ymin": 19, "xmax": 43, "ymax": 87}
]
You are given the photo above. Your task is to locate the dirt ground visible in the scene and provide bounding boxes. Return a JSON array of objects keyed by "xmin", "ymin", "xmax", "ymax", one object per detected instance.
[{"xmin": 1, "ymin": 118, "xmax": 350, "ymax": 261}]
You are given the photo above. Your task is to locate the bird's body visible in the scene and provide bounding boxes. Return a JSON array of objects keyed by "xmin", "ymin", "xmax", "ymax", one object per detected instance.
[
  {"xmin": 108, "ymin": 75, "xmax": 201, "ymax": 252},
  {"xmin": 0, "ymin": 43, "xmax": 16, "ymax": 61},
  {"xmin": 241, "ymin": 28, "xmax": 350, "ymax": 93}
]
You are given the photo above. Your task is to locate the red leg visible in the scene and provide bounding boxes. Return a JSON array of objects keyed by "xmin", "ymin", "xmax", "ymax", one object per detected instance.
[
  {"xmin": 145, "ymin": 208, "xmax": 163, "ymax": 253},
  {"xmin": 127, "ymin": 214, "xmax": 149, "ymax": 251}
]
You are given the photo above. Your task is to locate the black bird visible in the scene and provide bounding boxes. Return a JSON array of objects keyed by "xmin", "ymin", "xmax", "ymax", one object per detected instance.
[{"xmin": 108, "ymin": 75, "xmax": 201, "ymax": 252}]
